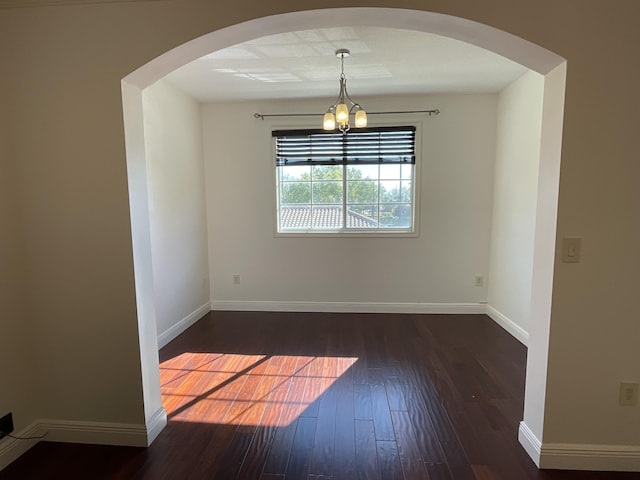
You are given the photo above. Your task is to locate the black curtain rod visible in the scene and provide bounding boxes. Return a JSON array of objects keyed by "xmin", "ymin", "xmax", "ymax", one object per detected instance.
[{"xmin": 253, "ymin": 109, "xmax": 440, "ymax": 120}]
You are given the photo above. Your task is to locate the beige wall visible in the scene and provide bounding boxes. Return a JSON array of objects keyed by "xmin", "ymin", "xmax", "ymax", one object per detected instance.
[
  {"xmin": 203, "ymin": 95, "xmax": 496, "ymax": 307},
  {"xmin": 142, "ymin": 79, "xmax": 210, "ymax": 343},
  {"xmin": 1, "ymin": 3, "xmax": 147, "ymax": 429},
  {"xmin": 0, "ymin": 0, "xmax": 638, "ymax": 470},
  {"xmin": 488, "ymin": 71, "xmax": 544, "ymax": 341},
  {"xmin": 0, "ymin": 41, "xmax": 37, "ymax": 440}
]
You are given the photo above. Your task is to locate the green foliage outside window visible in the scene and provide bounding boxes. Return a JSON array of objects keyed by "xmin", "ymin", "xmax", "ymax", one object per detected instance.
[{"xmin": 280, "ymin": 165, "xmax": 412, "ymax": 227}]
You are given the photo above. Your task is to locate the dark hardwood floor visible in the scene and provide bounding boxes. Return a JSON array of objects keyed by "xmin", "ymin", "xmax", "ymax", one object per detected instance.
[{"xmin": 1, "ymin": 311, "xmax": 638, "ymax": 479}]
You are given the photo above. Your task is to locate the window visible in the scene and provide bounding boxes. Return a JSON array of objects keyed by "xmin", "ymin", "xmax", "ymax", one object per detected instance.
[{"xmin": 274, "ymin": 126, "xmax": 417, "ymax": 234}]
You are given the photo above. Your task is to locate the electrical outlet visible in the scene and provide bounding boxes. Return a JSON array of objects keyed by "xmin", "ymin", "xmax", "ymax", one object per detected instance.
[
  {"xmin": 619, "ymin": 382, "xmax": 639, "ymax": 406},
  {"xmin": 0, "ymin": 412, "xmax": 14, "ymax": 439},
  {"xmin": 232, "ymin": 274, "xmax": 241, "ymax": 285},
  {"xmin": 474, "ymin": 275, "xmax": 484, "ymax": 287}
]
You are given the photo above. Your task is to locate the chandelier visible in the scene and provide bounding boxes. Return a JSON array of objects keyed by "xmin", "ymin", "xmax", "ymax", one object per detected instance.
[{"xmin": 323, "ymin": 49, "xmax": 367, "ymax": 133}]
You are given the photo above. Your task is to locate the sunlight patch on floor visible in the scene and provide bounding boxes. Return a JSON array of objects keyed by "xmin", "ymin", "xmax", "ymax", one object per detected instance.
[{"xmin": 161, "ymin": 353, "xmax": 358, "ymax": 427}]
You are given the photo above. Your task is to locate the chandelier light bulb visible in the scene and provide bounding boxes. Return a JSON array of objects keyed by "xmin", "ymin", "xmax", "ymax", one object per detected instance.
[
  {"xmin": 335, "ymin": 104, "xmax": 349, "ymax": 123},
  {"xmin": 355, "ymin": 110, "xmax": 367, "ymax": 128},
  {"xmin": 323, "ymin": 112, "xmax": 336, "ymax": 130}
]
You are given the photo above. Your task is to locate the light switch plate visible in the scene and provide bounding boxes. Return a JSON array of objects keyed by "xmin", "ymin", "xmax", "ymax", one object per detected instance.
[
  {"xmin": 619, "ymin": 382, "xmax": 639, "ymax": 406},
  {"xmin": 562, "ymin": 237, "xmax": 581, "ymax": 263}
]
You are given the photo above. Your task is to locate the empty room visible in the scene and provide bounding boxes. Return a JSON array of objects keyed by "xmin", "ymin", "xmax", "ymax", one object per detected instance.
[{"xmin": 0, "ymin": 2, "xmax": 638, "ymax": 479}]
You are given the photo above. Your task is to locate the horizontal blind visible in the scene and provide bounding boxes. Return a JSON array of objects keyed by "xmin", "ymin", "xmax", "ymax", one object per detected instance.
[{"xmin": 273, "ymin": 126, "xmax": 416, "ymax": 166}]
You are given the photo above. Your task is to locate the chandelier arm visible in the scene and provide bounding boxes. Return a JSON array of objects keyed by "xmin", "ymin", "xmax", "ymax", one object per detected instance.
[
  {"xmin": 326, "ymin": 77, "xmax": 347, "ymax": 111},
  {"xmin": 338, "ymin": 76, "xmax": 347, "ymax": 105},
  {"xmin": 340, "ymin": 78, "xmax": 359, "ymax": 108},
  {"xmin": 343, "ymin": 91, "xmax": 358, "ymax": 108}
]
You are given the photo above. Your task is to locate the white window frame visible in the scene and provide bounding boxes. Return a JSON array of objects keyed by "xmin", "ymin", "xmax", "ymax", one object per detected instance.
[{"xmin": 273, "ymin": 122, "xmax": 421, "ymax": 237}]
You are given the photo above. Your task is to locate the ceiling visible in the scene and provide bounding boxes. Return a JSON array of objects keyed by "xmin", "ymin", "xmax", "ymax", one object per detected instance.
[
  {"xmin": 165, "ymin": 27, "xmax": 529, "ymax": 103},
  {"xmin": 0, "ymin": 0, "xmax": 158, "ymax": 8}
]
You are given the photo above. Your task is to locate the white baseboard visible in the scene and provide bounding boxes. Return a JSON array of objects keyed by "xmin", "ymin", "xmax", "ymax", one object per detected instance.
[
  {"xmin": 518, "ymin": 421, "xmax": 542, "ymax": 466},
  {"xmin": 145, "ymin": 407, "xmax": 167, "ymax": 445},
  {"xmin": 0, "ymin": 410, "xmax": 167, "ymax": 471},
  {"xmin": 519, "ymin": 421, "xmax": 640, "ymax": 471},
  {"xmin": 157, "ymin": 301, "xmax": 211, "ymax": 348},
  {"xmin": 190, "ymin": 302, "xmax": 529, "ymax": 347},
  {"xmin": 486, "ymin": 305, "xmax": 529, "ymax": 346},
  {"xmin": 0, "ymin": 422, "xmax": 42, "ymax": 471},
  {"xmin": 540, "ymin": 443, "xmax": 640, "ymax": 471},
  {"xmin": 210, "ymin": 300, "xmax": 486, "ymax": 314},
  {"xmin": 38, "ymin": 418, "xmax": 150, "ymax": 447}
]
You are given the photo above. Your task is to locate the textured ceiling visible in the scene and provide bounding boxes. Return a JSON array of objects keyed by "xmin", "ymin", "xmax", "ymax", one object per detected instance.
[
  {"xmin": 0, "ymin": 0, "xmax": 159, "ymax": 7},
  {"xmin": 165, "ymin": 27, "xmax": 529, "ymax": 103}
]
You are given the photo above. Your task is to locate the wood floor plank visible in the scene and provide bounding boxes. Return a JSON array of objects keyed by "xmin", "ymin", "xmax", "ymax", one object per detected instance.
[
  {"xmin": 439, "ymin": 439, "xmax": 477, "ymax": 480},
  {"xmin": 263, "ymin": 368, "xmax": 310, "ymax": 473},
  {"xmin": 161, "ymin": 353, "xmax": 234, "ymax": 420},
  {"xmin": 390, "ymin": 410, "xmax": 429, "ymax": 480},
  {"xmin": 285, "ymin": 416, "xmax": 318, "ymax": 480},
  {"xmin": 425, "ymin": 461, "xmax": 453, "ymax": 480},
  {"xmin": 367, "ymin": 367, "xmax": 385, "ymax": 386},
  {"xmin": 354, "ymin": 383, "xmax": 373, "ymax": 420},
  {"xmin": 308, "ymin": 372, "xmax": 337, "ymax": 477},
  {"xmin": 260, "ymin": 357, "xmax": 298, "ymax": 427},
  {"xmin": 263, "ymin": 418, "xmax": 297, "ymax": 473},
  {"xmin": 333, "ymin": 378, "xmax": 356, "ymax": 480},
  {"xmin": 375, "ymin": 440, "xmax": 404, "ymax": 480},
  {"xmin": 197, "ymin": 356, "xmax": 251, "ymax": 425},
  {"xmin": 264, "ymin": 355, "xmax": 313, "ymax": 475},
  {"xmin": 299, "ymin": 356, "xmax": 325, "ymax": 419},
  {"xmin": 224, "ymin": 355, "xmax": 272, "ymax": 427},
  {"xmin": 445, "ymin": 408, "xmax": 489, "ymax": 465},
  {"xmin": 384, "ymin": 376, "xmax": 408, "ymax": 411},
  {"xmin": 180, "ymin": 424, "xmax": 238, "ymax": 479},
  {"xmin": 238, "ymin": 355, "xmax": 305, "ymax": 479},
  {"xmin": 234, "ymin": 355, "xmax": 279, "ymax": 432},
  {"xmin": 405, "ymin": 360, "xmax": 459, "ymax": 444},
  {"xmin": 214, "ymin": 431, "xmax": 254, "ymax": 479},
  {"xmin": 472, "ymin": 463, "xmax": 502, "ymax": 480},
  {"xmin": 369, "ymin": 383, "xmax": 395, "ymax": 441},
  {"xmin": 351, "ymin": 319, "xmax": 370, "ymax": 385},
  {"xmin": 4, "ymin": 312, "xmax": 640, "ymax": 480},
  {"xmin": 355, "ymin": 419, "xmax": 380, "ymax": 480},
  {"xmin": 382, "ymin": 317, "xmax": 410, "ymax": 364},
  {"xmin": 401, "ymin": 380, "xmax": 447, "ymax": 465},
  {"xmin": 160, "ymin": 352, "xmax": 223, "ymax": 390},
  {"xmin": 236, "ymin": 427, "xmax": 279, "ymax": 480},
  {"xmin": 362, "ymin": 328, "xmax": 384, "ymax": 368}
]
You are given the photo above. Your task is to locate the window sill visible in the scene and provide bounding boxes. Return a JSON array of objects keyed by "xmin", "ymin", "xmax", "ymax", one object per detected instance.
[{"xmin": 274, "ymin": 229, "xmax": 418, "ymax": 238}]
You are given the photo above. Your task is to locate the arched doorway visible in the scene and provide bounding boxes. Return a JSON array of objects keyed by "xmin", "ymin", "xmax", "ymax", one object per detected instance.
[{"xmin": 121, "ymin": 8, "xmax": 566, "ymax": 465}]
